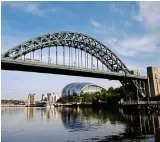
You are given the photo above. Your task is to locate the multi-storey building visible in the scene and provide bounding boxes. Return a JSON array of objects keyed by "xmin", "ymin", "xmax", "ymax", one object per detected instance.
[
  {"xmin": 41, "ymin": 94, "xmax": 45, "ymax": 101},
  {"xmin": 47, "ymin": 93, "xmax": 52, "ymax": 102},
  {"xmin": 54, "ymin": 93, "xmax": 61, "ymax": 102},
  {"xmin": 27, "ymin": 94, "xmax": 36, "ymax": 106},
  {"xmin": 130, "ymin": 70, "xmax": 140, "ymax": 76}
]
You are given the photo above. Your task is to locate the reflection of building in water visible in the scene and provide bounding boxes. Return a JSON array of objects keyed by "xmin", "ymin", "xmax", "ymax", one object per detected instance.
[
  {"xmin": 59, "ymin": 107, "xmax": 160, "ymax": 137},
  {"xmin": 41, "ymin": 108, "xmax": 61, "ymax": 120},
  {"xmin": 54, "ymin": 108, "xmax": 61, "ymax": 120},
  {"xmin": 60, "ymin": 107, "xmax": 108, "ymax": 130},
  {"xmin": 60, "ymin": 108, "xmax": 86, "ymax": 131},
  {"xmin": 26, "ymin": 107, "xmax": 36, "ymax": 119},
  {"xmin": 27, "ymin": 94, "xmax": 36, "ymax": 106},
  {"xmin": 41, "ymin": 108, "xmax": 47, "ymax": 120}
]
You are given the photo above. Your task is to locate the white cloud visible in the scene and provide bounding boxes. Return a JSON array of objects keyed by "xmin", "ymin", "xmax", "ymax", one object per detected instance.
[
  {"xmin": 90, "ymin": 19, "xmax": 117, "ymax": 35},
  {"xmin": 104, "ymin": 34, "xmax": 159, "ymax": 56},
  {"xmin": 3, "ymin": 2, "xmax": 56, "ymax": 16},
  {"xmin": 134, "ymin": 2, "xmax": 160, "ymax": 30},
  {"xmin": 109, "ymin": 2, "xmax": 126, "ymax": 16},
  {"xmin": 91, "ymin": 20, "xmax": 102, "ymax": 28}
]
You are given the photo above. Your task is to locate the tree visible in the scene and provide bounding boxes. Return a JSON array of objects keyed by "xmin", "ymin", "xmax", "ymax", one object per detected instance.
[
  {"xmin": 119, "ymin": 86, "xmax": 127, "ymax": 98},
  {"xmin": 108, "ymin": 87, "xmax": 115, "ymax": 94}
]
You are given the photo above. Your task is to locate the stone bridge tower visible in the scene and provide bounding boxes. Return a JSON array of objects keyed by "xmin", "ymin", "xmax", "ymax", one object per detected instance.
[{"xmin": 147, "ymin": 67, "xmax": 160, "ymax": 97}]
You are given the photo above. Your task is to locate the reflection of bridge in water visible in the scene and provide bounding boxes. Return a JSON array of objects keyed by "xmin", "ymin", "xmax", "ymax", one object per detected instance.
[
  {"xmin": 59, "ymin": 107, "xmax": 160, "ymax": 141},
  {"xmin": 25, "ymin": 107, "xmax": 160, "ymax": 141}
]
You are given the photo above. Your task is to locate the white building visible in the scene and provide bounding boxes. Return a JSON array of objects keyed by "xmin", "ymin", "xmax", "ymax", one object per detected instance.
[{"xmin": 41, "ymin": 93, "xmax": 60, "ymax": 103}]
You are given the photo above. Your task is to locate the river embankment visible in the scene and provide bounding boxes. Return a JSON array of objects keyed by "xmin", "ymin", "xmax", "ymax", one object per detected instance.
[{"xmin": 1, "ymin": 104, "xmax": 25, "ymax": 107}]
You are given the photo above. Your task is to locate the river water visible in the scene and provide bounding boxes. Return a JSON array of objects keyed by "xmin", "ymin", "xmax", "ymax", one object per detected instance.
[{"xmin": 1, "ymin": 107, "xmax": 160, "ymax": 142}]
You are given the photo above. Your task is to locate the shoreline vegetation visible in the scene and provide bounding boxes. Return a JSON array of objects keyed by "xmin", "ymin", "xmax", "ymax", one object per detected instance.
[
  {"xmin": 1, "ymin": 99, "xmax": 26, "ymax": 107},
  {"xmin": 2, "ymin": 86, "xmax": 160, "ymax": 109},
  {"xmin": 1, "ymin": 104, "xmax": 26, "ymax": 107},
  {"xmin": 57, "ymin": 86, "xmax": 127, "ymax": 105},
  {"xmin": 1, "ymin": 86, "xmax": 125, "ymax": 107}
]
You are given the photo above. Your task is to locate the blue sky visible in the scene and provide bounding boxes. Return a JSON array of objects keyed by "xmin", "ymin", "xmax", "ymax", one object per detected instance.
[{"xmin": 1, "ymin": 1, "xmax": 160, "ymax": 100}]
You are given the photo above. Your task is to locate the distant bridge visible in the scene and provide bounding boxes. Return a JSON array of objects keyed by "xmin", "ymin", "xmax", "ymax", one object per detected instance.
[{"xmin": 1, "ymin": 32, "xmax": 147, "ymax": 98}]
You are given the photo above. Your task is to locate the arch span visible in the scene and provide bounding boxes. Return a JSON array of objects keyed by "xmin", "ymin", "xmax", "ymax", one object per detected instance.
[
  {"xmin": 1, "ymin": 32, "xmax": 129, "ymax": 73},
  {"xmin": 1, "ymin": 31, "xmax": 146, "ymax": 97}
]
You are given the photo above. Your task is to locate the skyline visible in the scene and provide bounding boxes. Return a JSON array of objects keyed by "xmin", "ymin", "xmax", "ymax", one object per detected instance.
[{"xmin": 1, "ymin": 1, "xmax": 160, "ymax": 100}]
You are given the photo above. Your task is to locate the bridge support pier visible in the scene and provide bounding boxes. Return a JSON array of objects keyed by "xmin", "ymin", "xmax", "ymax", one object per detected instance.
[
  {"xmin": 147, "ymin": 66, "xmax": 160, "ymax": 97},
  {"xmin": 121, "ymin": 78, "xmax": 147, "ymax": 102}
]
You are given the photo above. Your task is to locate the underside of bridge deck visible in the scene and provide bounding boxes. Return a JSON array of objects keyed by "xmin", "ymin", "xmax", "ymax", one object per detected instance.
[{"xmin": 1, "ymin": 59, "xmax": 147, "ymax": 82}]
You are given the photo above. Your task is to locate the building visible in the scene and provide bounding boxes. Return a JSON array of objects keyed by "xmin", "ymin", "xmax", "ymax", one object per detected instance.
[
  {"xmin": 27, "ymin": 95, "xmax": 30, "ymax": 106},
  {"xmin": 41, "ymin": 94, "xmax": 45, "ymax": 101},
  {"xmin": 30, "ymin": 94, "xmax": 36, "ymax": 104},
  {"xmin": 52, "ymin": 94, "xmax": 54, "ymax": 102},
  {"xmin": 147, "ymin": 67, "xmax": 160, "ymax": 97},
  {"xmin": 40, "ymin": 93, "xmax": 60, "ymax": 102},
  {"xmin": 62, "ymin": 82, "xmax": 106, "ymax": 97},
  {"xmin": 27, "ymin": 94, "xmax": 36, "ymax": 106},
  {"xmin": 54, "ymin": 93, "xmax": 60, "ymax": 102},
  {"xmin": 130, "ymin": 70, "xmax": 140, "ymax": 76},
  {"xmin": 47, "ymin": 93, "xmax": 52, "ymax": 102},
  {"xmin": 44, "ymin": 96, "xmax": 47, "ymax": 101}
]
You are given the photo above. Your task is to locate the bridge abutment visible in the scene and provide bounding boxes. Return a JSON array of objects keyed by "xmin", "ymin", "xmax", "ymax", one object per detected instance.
[{"xmin": 147, "ymin": 66, "xmax": 160, "ymax": 97}]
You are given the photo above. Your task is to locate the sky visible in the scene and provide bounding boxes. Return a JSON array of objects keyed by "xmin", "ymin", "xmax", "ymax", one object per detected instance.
[{"xmin": 1, "ymin": 1, "xmax": 160, "ymax": 100}]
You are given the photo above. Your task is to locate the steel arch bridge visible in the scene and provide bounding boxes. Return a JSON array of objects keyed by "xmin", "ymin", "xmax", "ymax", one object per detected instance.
[{"xmin": 1, "ymin": 31, "xmax": 147, "ymax": 98}]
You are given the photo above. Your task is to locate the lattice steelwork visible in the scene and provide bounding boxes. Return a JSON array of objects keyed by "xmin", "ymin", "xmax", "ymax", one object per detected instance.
[{"xmin": 1, "ymin": 32, "xmax": 146, "ymax": 97}]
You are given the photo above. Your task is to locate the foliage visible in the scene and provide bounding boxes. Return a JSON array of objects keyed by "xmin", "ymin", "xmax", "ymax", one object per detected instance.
[
  {"xmin": 1, "ymin": 99, "xmax": 25, "ymax": 105},
  {"xmin": 58, "ymin": 86, "xmax": 127, "ymax": 104}
]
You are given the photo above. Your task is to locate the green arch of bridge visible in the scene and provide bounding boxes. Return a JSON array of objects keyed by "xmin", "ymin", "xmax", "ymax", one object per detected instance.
[
  {"xmin": 1, "ymin": 32, "xmax": 129, "ymax": 73},
  {"xmin": 1, "ymin": 31, "xmax": 145, "ymax": 97}
]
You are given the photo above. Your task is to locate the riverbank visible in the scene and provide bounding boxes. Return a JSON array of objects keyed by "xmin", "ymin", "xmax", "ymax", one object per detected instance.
[
  {"xmin": 62, "ymin": 103, "xmax": 119, "ymax": 109},
  {"xmin": 1, "ymin": 104, "xmax": 25, "ymax": 107},
  {"xmin": 61, "ymin": 103, "xmax": 160, "ymax": 113}
]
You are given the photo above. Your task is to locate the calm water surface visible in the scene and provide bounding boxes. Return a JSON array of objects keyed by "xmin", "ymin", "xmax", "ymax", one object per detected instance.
[{"xmin": 1, "ymin": 107, "xmax": 160, "ymax": 142}]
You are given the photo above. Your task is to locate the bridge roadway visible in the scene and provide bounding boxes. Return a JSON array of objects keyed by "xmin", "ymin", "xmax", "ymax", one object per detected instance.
[{"xmin": 1, "ymin": 58, "xmax": 147, "ymax": 81}]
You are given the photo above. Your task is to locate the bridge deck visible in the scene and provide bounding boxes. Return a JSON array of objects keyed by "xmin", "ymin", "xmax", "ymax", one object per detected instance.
[{"xmin": 1, "ymin": 59, "xmax": 147, "ymax": 80}]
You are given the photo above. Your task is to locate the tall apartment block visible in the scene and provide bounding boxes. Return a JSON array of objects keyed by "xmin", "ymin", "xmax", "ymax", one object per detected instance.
[{"xmin": 27, "ymin": 94, "xmax": 36, "ymax": 106}]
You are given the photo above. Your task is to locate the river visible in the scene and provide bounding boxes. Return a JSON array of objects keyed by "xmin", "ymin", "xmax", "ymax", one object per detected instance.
[{"xmin": 1, "ymin": 107, "xmax": 160, "ymax": 142}]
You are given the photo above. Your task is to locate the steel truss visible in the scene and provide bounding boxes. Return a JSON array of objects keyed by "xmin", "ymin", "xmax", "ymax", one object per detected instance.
[{"xmin": 1, "ymin": 32, "xmax": 146, "ymax": 97}]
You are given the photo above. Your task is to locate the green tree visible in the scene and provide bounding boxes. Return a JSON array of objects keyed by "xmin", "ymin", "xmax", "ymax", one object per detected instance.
[{"xmin": 108, "ymin": 87, "xmax": 115, "ymax": 94}]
